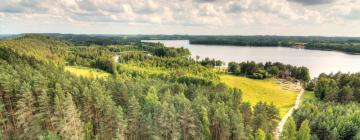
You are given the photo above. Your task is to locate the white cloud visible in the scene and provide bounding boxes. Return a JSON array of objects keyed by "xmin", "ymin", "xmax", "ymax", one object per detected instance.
[{"xmin": 289, "ymin": 0, "xmax": 336, "ymax": 6}]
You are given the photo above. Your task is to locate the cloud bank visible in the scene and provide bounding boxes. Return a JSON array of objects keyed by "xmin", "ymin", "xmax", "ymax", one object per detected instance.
[{"xmin": 0, "ymin": 0, "xmax": 360, "ymax": 36}]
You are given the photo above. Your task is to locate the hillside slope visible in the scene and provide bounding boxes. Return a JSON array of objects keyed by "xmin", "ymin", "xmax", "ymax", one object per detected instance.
[{"xmin": 0, "ymin": 34, "xmax": 69, "ymax": 65}]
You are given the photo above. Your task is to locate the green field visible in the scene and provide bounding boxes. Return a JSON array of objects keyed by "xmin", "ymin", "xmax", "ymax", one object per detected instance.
[
  {"xmin": 301, "ymin": 90, "xmax": 316, "ymax": 102},
  {"xmin": 64, "ymin": 66, "xmax": 111, "ymax": 79},
  {"xmin": 220, "ymin": 75, "xmax": 299, "ymax": 117}
]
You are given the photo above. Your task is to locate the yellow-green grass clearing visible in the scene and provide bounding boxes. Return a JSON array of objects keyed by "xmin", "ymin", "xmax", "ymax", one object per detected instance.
[
  {"xmin": 64, "ymin": 66, "xmax": 111, "ymax": 79},
  {"xmin": 301, "ymin": 90, "xmax": 316, "ymax": 102},
  {"xmin": 220, "ymin": 75, "xmax": 299, "ymax": 117}
]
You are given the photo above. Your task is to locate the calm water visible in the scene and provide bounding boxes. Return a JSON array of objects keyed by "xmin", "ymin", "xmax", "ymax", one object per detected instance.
[{"xmin": 143, "ymin": 40, "xmax": 360, "ymax": 77}]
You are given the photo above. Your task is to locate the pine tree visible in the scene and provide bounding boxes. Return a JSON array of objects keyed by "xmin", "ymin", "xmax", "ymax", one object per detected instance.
[
  {"xmin": 175, "ymin": 93, "xmax": 197, "ymax": 140},
  {"xmin": 156, "ymin": 101, "xmax": 179, "ymax": 140},
  {"xmin": 141, "ymin": 87, "xmax": 161, "ymax": 139},
  {"xmin": 52, "ymin": 94, "xmax": 83, "ymax": 140},
  {"xmin": 297, "ymin": 120, "xmax": 310, "ymax": 140},
  {"xmin": 199, "ymin": 106, "xmax": 211, "ymax": 140},
  {"xmin": 80, "ymin": 86, "xmax": 97, "ymax": 138},
  {"xmin": 255, "ymin": 129, "xmax": 266, "ymax": 140},
  {"xmin": 126, "ymin": 95, "xmax": 141, "ymax": 140},
  {"xmin": 113, "ymin": 106, "xmax": 126, "ymax": 140},
  {"xmin": 96, "ymin": 93, "xmax": 126, "ymax": 140},
  {"xmin": 281, "ymin": 117, "xmax": 297, "ymax": 140},
  {"xmin": 230, "ymin": 110, "xmax": 246, "ymax": 140},
  {"xmin": 79, "ymin": 81, "xmax": 127, "ymax": 139},
  {"xmin": 15, "ymin": 83, "xmax": 40, "ymax": 140},
  {"xmin": 240, "ymin": 102, "xmax": 252, "ymax": 136},
  {"xmin": 36, "ymin": 90, "xmax": 54, "ymax": 131},
  {"xmin": 0, "ymin": 73, "xmax": 18, "ymax": 131},
  {"xmin": 111, "ymin": 80, "xmax": 129, "ymax": 107},
  {"xmin": 252, "ymin": 102, "xmax": 279, "ymax": 133},
  {"xmin": 231, "ymin": 89, "xmax": 242, "ymax": 110},
  {"xmin": 31, "ymin": 74, "xmax": 48, "ymax": 96},
  {"xmin": 191, "ymin": 94, "xmax": 211, "ymax": 140},
  {"xmin": 252, "ymin": 112, "xmax": 266, "ymax": 134},
  {"xmin": 211, "ymin": 102, "xmax": 231, "ymax": 140},
  {"xmin": 0, "ymin": 98, "xmax": 8, "ymax": 139}
]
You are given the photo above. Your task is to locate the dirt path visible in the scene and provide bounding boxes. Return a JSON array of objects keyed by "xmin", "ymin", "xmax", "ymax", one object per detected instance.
[{"xmin": 273, "ymin": 83, "xmax": 304, "ymax": 140}]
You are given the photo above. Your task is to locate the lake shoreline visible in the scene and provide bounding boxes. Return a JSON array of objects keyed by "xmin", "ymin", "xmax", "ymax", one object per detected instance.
[{"xmin": 143, "ymin": 40, "xmax": 360, "ymax": 78}]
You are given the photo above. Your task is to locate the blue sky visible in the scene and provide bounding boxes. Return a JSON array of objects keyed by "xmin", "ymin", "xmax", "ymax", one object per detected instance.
[{"xmin": 1, "ymin": 0, "xmax": 360, "ymax": 36}]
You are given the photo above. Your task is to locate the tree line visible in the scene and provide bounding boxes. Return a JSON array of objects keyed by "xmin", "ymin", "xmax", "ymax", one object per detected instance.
[
  {"xmin": 294, "ymin": 72, "xmax": 360, "ymax": 140},
  {"xmin": 228, "ymin": 61, "xmax": 310, "ymax": 82},
  {"xmin": 314, "ymin": 72, "xmax": 360, "ymax": 103},
  {"xmin": 305, "ymin": 43, "xmax": 360, "ymax": 54},
  {"xmin": 188, "ymin": 36, "xmax": 360, "ymax": 54},
  {"xmin": 293, "ymin": 100, "xmax": 360, "ymax": 140},
  {"xmin": 198, "ymin": 57, "xmax": 224, "ymax": 68}
]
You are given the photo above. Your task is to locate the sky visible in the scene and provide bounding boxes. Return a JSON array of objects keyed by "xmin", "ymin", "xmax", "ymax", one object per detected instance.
[{"xmin": 1, "ymin": 0, "xmax": 360, "ymax": 36}]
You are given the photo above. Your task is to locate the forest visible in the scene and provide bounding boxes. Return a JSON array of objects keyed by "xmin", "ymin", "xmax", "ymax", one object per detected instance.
[
  {"xmin": 0, "ymin": 34, "xmax": 295, "ymax": 140},
  {"xmin": 294, "ymin": 99, "xmax": 360, "ymax": 140},
  {"xmin": 4, "ymin": 34, "xmax": 360, "ymax": 140},
  {"xmin": 314, "ymin": 72, "xmax": 360, "ymax": 103},
  {"xmin": 290, "ymin": 72, "xmax": 360, "ymax": 140}
]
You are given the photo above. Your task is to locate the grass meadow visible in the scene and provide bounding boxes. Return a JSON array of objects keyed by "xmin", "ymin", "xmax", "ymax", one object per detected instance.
[
  {"xmin": 220, "ymin": 75, "xmax": 299, "ymax": 117},
  {"xmin": 64, "ymin": 66, "xmax": 111, "ymax": 79}
]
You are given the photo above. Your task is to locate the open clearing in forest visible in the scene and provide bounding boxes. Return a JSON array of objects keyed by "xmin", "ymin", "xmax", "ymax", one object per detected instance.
[
  {"xmin": 64, "ymin": 66, "xmax": 111, "ymax": 79},
  {"xmin": 220, "ymin": 75, "xmax": 300, "ymax": 117},
  {"xmin": 301, "ymin": 90, "xmax": 316, "ymax": 102}
]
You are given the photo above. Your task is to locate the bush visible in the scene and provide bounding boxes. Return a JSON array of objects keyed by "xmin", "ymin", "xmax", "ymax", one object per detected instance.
[{"xmin": 250, "ymin": 73, "xmax": 264, "ymax": 79}]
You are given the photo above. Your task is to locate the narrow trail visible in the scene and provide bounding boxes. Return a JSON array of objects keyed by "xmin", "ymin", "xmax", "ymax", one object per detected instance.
[{"xmin": 273, "ymin": 83, "xmax": 304, "ymax": 140}]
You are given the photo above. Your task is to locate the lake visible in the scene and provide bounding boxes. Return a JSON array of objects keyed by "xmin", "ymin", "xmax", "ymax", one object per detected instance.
[{"xmin": 143, "ymin": 40, "xmax": 360, "ymax": 77}]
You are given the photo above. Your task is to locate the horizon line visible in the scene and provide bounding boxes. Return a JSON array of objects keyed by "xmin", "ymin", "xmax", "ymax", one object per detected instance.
[{"xmin": 1, "ymin": 33, "xmax": 360, "ymax": 38}]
